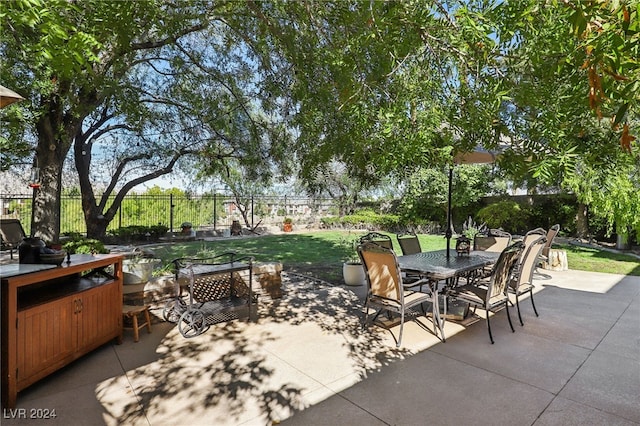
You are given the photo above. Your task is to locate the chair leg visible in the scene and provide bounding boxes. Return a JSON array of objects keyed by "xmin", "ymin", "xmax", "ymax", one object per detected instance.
[
  {"xmin": 144, "ymin": 308, "xmax": 152, "ymax": 334},
  {"xmin": 397, "ymin": 309, "xmax": 404, "ymax": 348},
  {"xmin": 441, "ymin": 294, "xmax": 447, "ymax": 342},
  {"xmin": 132, "ymin": 314, "xmax": 140, "ymax": 343},
  {"xmin": 529, "ymin": 290, "xmax": 539, "ymax": 317},
  {"xmin": 515, "ymin": 295, "xmax": 524, "ymax": 326},
  {"xmin": 506, "ymin": 302, "xmax": 515, "ymax": 333},
  {"xmin": 362, "ymin": 301, "xmax": 370, "ymax": 330},
  {"xmin": 486, "ymin": 308, "xmax": 494, "ymax": 344}
]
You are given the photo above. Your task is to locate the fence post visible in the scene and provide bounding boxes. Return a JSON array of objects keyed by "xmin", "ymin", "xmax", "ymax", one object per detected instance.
[
  {"xmin": 251, "ymin": 195, "xmax": 254, "ymax": 229},
  {"xmin": 213, "ymin": 192, "xmax": 217, "ymax": 232},
  {"xmin": 170, "ymin": 194, "xmax": 174, "ymax": 234}
]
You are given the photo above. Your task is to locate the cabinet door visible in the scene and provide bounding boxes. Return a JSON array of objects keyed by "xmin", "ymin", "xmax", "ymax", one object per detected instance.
[
  {"xmin": 16, "ymin": 297, "xmax": 76, "ymax": 389},
  {"xmin": 76, "ymin": 282, "xmax": 121, "ymax": 353}
]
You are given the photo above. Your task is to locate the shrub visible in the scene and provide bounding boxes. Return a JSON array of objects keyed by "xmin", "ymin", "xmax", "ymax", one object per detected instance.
[
  {"xmin": 320, "ymin": 209, "xmax": 401, "ymax": 231},
  {"xmin": 108, "ymin": 225, "xmax": 169, "ymax": 242},
  {"xmin": 63, "ymin": 237, "xmax": 109, "ymax": 254},
  {"xmin": 477, "ymin": 200, "xmax": 531, "ymax": 234}
]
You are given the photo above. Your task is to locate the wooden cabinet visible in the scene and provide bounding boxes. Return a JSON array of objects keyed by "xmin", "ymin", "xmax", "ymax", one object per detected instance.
[{"xmin": 1, "ymin": 254, "xmax": 123, "ymax": 408}]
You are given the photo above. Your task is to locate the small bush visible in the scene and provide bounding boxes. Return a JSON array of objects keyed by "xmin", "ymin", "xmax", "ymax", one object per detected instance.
[
  {"xmin": 63, "ymin": 237, "xmax": 109, "ymax": 254},
  {"xmin": 477, "ymin": 200, "xmax": 531, "ymax": 234},
  {"xmin": 108, "ymin": 225, "xmax": 169, "ymax": 242},
  {"xmin": 320, "ymin": 209, "xmax": 400, "ymax": 231}
]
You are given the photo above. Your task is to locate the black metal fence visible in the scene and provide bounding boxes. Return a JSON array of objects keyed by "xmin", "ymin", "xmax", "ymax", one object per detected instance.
[{"xmin": 0, "ymin": 193, "xmax": 338, "ymax": 236}]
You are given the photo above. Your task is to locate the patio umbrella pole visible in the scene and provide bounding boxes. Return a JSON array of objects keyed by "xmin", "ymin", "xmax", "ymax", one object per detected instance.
[{"xmin": 446, "ymin": 166, "xmax": 453, "ymax": 260}]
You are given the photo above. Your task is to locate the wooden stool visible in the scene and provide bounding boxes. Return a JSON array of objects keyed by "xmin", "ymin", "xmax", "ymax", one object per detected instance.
[{"xmin": 122, "ymin": 305, "xmax": 152, "ymax": 342}]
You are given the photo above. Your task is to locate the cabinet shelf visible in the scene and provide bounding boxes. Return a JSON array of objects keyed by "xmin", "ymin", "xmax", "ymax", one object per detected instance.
[{"xmin": 17, "ymin": 276, "xmax": 115, "ymax": 311}]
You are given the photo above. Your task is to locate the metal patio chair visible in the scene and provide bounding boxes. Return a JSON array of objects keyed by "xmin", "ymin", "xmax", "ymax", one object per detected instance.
[
  {"xmin": 396, "ymin": 231, "xmax": 422, "ymax": 255},
  {"xmin": 359, "ymin": 231, "xmax": 393, "ymax": 250},
  {"xmin": 0, "ymin": 218, "xmax": 27, "ymax": 259},
  {"xmin": 509, "ymin": 235, "xmax": 546, "ymax": 326},
  {"xmin": 447, "ymin": 241, "xmax": 524, "ymax": 344},
  {"xmin": 358, "ymin": 242, "xmax": 436, "ymax": 347},
  {"xmin": 534, "ymin": 224, "xmax": 560, "ymax": 279}
]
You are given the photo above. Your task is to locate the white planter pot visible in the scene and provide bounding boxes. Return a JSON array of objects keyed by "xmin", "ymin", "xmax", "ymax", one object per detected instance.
[
  {"xmin": 123, "ymin": 258, "xmax": 160, "ymax": 285},
  {"xmin": 343, "ymin": 262, "xmax": 366, "ymax": 286}
]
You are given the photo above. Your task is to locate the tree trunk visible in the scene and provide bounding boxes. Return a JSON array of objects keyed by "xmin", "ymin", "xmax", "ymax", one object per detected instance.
[
  {"xmin": 575, "ymin": 202, "xmax": 589, "ymax": 239},
  {"xmin": 616, "ymin": 224, "xmax": 630, "ymax": 250},
  {"xmin": 31, "ymin": 109, "xmax": 73, "ymax": 243},
  {"xmin": 75, "ymin": 136, "xmax": 111, "ymax": 239},
  {"xmin": 30, "ymin": 153, "xmax": 63, "ymax": 242}
]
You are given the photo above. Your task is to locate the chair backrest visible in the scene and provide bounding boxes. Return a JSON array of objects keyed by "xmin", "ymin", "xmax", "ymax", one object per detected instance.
[
  {"xmin": 359, "ymin": 232, "xmax": 393, "ymax": 250},
  {"xmin": 396, "ymin": 232, "xmax": 421, "ymax": 255},
  {"xmin": 511, "ymin": 236, "xmax": 546, "ymax": 291},
  {"xmin": 474, "ymin": 234, "xmax": 512, "ymax": 252},
  {"xmin": 489, "ymin": 228, "xmax": 511, "ymax": 238},
  {"xmin": 486, "ymin": 241, "xmax": 524, "ymax": 301},
  {"xmin": 0, "ymin": 218, "xmax": 26, "ymax": 246},
  {"xmin": 358, "ymin": 242, "xmax": 403, "ymax": 303},
  {"xmin": 542, "ymin": 224, "xmax": 560, "ymax": 257},
  {"xmin": 523, "ymin": 227, "xmax": 546, "ymax": 248}
]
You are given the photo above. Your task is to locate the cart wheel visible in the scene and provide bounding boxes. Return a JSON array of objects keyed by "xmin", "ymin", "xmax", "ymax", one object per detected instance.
[
  {"xmin": 162, "ymin": 299, "xmax": 185, "ymax": 323},
  {"xmin": 178, "ymin": 310, "xmax": 206, "ymax": 338}
]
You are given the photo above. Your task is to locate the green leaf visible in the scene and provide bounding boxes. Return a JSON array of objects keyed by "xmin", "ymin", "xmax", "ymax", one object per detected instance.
[{"xmin": 612, "ymin": 102, "xmax": 629, "ymax": 126}]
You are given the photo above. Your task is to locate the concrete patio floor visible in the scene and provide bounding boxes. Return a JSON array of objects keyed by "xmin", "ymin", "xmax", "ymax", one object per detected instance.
[{"xmin": 1, "ymin": 265, "xmax": 639, "ymax": 425}]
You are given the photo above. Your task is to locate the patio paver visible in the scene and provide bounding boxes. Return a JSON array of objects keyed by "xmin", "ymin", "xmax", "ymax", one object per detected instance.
[{"xmin": 1, "ymin": 265, "xmax": 638, "ymax": 426}]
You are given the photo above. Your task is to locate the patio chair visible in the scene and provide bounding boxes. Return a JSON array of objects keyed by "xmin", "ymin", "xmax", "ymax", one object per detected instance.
[
  {"xmin": 469, "ymin": 230, "xmax": 512, "ymax": 282},
  {"xmin": 358, "ymin": 242, "xmax": 435, "ymax": 347},
  {"xmin": 447, "ymin": 241, "xmax": 524, "ymax": 344},
  {"xmin": 523, "ymin": 227, "xmax": 546, "ymax": 245},
  {"xmin": 542, "ymin": 224, "xmax": 560, "ymax": 259},
  {"xmin": 534, "ymin": 224, "xmax": 560, "ymax": 279},
  {"xmin": 0, "ymin": 218, "xmax": 27, "ymax": 259},
  {"xmin": 473, "ymin": 231, "xmax": 512, "ymax": 252},
  {"xmin": 359, "ymin": 231, "xmax": 393, "ymax": 250},
  {"xmin": 509, "ymin": 235, "xmax": 546, "ymax": 326},
  {"xmin": 396, "ymin": 232, "xmax": 422, "ymax": 255},
  {"xmin": 396, "ymin": 231, "xmax": 425, "ymax": 288}
]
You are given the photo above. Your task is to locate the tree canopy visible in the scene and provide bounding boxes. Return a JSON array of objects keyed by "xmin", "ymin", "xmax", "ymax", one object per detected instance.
[
  {"xmin": 1, "ymin": 0, "xmax": 295, "ymax": 239},
  {"xmin": 1, "ymin": 0, "xmax": 638, "ymax": 240}
]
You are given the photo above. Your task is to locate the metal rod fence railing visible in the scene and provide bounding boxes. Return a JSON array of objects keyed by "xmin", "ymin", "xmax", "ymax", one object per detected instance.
[{"xmin": 0, "ymin": 193, "xmax": 338, "ymax": 237}]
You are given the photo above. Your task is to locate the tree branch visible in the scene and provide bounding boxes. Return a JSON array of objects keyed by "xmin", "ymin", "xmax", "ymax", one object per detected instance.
[{"xmin": 102, "ymin": 148, "xmax": 198, "ymax": 215}]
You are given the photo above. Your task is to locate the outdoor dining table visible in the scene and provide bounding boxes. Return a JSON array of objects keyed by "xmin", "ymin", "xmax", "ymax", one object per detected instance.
[{"xmin": 397, "ymin": 249, "xmax": 500, "ymax": 342}]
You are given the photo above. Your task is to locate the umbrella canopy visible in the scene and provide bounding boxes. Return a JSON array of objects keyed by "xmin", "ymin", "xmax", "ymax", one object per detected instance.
[
  {"xmin": 454, "ymin": 145, "xmax": 499, "ymax": 165},
  {"xmin": 445, "ymin": 145, "xmax": 501, "ymax": 258},
  {"xmin": 0, "ymin": 85, "xmax": 25, "ymax": 109}
]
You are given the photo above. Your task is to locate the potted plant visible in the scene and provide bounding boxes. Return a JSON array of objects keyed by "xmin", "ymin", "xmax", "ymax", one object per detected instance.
[
  {"xmin": 122, "ymin": 248, "xmax": 161, "ymax": 285},
  {"xmin": 340, "ymin": 234, "xmax": 366, "ymax": 286},
  {"xmin": 283, "ymin": 217, "xmax": 293, "ymax": 232}
]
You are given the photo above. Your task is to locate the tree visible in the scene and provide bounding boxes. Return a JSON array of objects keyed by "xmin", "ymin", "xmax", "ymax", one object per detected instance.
[
  {"xmin": 564, "ymin": 145, "xmax": 640, "ymax": 244},
  {"xmin": 1, "ymin": 0, "xmax": 293, "ymax": 240},
  {"xmin": 302, "ymin": 161, "xmax": 367, "ymax": 216},
  {"xmin": 564, "ymin": 0, "xmax": 639, "ymax": 141},
  {"xmin": 399, "ymin": 164, "xmax": 500, "ymax": 227},
  {"xmin": 3, "ymin": 0, "xmax": 637, "ymax": 243},
  {"xmin": 207, "ymin": 162, "xmax": 269, "ymax": 230},
  {"xmin": 487, "ymin": 1, "xmax": 640, "ymax": 240}
]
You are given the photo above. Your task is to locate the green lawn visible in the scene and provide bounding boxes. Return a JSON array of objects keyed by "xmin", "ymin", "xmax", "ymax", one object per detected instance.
[
  {"xmin": 143, "ymin": 230, "xmax": 640, "ymax": 283},
  {"xmin": 558, "ymin": 243, "xmax": 640, "ymax": 276}
]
